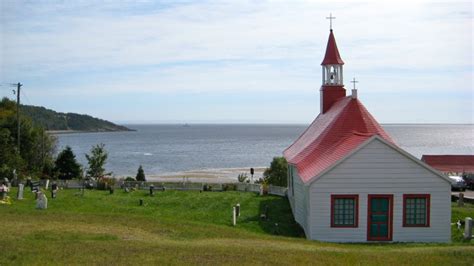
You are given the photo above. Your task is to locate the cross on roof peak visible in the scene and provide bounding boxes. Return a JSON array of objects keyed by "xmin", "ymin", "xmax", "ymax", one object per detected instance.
[
  {"xmin": 350, "ymin": 77, "xmax": 359, "ymax": 90},
  {"xmin": 326, "ymin": 13, "xmax": 336, "ymax": 30}
]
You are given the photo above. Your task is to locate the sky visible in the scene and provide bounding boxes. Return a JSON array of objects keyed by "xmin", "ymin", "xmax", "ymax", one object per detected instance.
[{"xmin": 0, "ymin": 0, "xmax": 472, "ymax": 124}]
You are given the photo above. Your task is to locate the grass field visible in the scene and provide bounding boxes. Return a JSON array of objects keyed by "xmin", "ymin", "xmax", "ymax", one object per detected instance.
[{"xmin": 1, "ymin": 188, "xmax": 473, "ymax": 265}]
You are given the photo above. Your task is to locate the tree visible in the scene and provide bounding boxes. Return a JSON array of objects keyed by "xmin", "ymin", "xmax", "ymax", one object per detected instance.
[
  {"xmin": 0, "ymin": 97, "xmax": 56, "ymax": 179},
  {"xmin": 263, "ymin": 157, "xmax": 288, "ymax": 187},
  {"xmin": 54, "ymin": 146, "xmax": 82, "ymax": 180},
  {"xmin": 136, "ymin": 165, "xmax": 146, "ymax": 181},
  {"xmin": 85, "ymin": 143, "xmax": 109, "ymax": 179}
]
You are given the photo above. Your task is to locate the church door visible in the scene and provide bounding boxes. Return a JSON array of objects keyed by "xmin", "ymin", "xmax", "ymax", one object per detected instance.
[{"xmin": 367, "ymin": 195, "xmax": 393, "ymax": 241}]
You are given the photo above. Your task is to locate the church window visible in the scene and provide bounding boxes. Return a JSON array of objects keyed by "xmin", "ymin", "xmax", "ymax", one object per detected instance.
[
  {"xmin": 403, "ymin": 194, "xmax": 430, "ymax": 227},
  {"xmin": 331, "ymin": 195, "xmax": 358, "ymax": 227}
]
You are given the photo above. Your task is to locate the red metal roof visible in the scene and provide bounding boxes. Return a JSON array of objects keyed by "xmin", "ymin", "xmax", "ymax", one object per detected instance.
[
  {"xmin": 321, "ymin": 30, "xmax": 344, "ymax": 65},
  {"xmin": 284, "ymin": 96, "xmax": 394, "ymax": 183},
  {"xmin": 421, "ymin": 155, "xmax": 474, "ymax": 173}
]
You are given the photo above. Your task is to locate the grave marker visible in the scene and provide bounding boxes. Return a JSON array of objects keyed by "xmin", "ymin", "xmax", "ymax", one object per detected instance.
[
  {"xmin": 36, "ymin": 192, "xmax": 48, "ymax": 209},
  {"xmin": 45, "ymin": 179, "xmax": 50, "ymax": 190},
  {"xmin": 17, "ymin": 183, "xmax": 24, "ymax": 200},
  {"xmin": 458, "ymin": 193, "xmax": 464, "ymax": 207},
  {"xmin": 464, "ymin": 217, "xmax": 473, "ymax": 240},
  {"xmin": 236, "ymin": 203, "xmax": 240, "ymax": 217},
  {"xmin": 232, "ymin": 206, "xmax": 237, "ymax": 226}
]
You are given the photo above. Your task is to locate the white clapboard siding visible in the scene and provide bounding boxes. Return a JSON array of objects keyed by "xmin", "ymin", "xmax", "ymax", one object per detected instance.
[
  {"xmin": 289, "ymin": 165, "xmax": 309, "ymax": 236},
  {"xmin": 307, "ymin": 138, "xmax": 451, "ymax": 242}
]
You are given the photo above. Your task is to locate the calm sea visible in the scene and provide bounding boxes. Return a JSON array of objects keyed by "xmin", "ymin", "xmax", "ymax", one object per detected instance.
[{"xmin": 55, "ymin": 124, "xmax": 474, "ymax": 176}]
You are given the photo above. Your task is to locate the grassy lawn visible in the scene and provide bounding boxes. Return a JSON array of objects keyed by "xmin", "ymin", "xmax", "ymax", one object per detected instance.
[{"xmin": 0, "ymin": 188, "xmax": 473, "ymax": 265}]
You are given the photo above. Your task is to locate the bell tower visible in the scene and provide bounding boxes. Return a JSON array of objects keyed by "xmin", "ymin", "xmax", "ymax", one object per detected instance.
[{"xmin": 320, "ymin": 14, "xmax": 346, "ymax": 114}]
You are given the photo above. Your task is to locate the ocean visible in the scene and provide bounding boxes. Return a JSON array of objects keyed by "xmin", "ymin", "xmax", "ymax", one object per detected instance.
[{"xmin": 55, "ymin": 124, "xmax": 474, "ymax": 177}]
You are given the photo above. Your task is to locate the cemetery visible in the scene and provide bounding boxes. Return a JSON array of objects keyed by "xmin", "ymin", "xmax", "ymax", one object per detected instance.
[{"xmin": 0, "ymin": 180, "xmax": 473, "ymax": 265}]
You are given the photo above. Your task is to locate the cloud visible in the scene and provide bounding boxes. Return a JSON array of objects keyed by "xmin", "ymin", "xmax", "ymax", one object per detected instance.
[{"xmin": 0, "ymin": 0, "xmax": 472, "ymax": 123}]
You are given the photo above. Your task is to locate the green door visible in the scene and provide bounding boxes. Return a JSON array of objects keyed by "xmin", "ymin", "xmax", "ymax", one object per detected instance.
[{"xmin": 368, "ymin": 195, "xmax": 392, "ymax": 241}]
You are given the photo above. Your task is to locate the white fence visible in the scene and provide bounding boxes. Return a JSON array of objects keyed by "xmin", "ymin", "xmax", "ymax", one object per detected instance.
[{"xmin": 35, "ymin": 179, "xmax": 288, "ymax": 197}]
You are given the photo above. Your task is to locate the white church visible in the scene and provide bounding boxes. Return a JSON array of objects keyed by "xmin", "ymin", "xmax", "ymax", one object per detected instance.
[{"xmin": 283, "ymin": 21, "xmax": 451, "ymax": 242}]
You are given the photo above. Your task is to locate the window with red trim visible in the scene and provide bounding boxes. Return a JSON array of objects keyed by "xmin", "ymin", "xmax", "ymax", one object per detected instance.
[
  {"xmin": 331, "ymin": 195, "xmax": 358, "ymax": 227},
  {"xmin": 403, "ymin": 194, "xmax": 430, "ymax": 227}
]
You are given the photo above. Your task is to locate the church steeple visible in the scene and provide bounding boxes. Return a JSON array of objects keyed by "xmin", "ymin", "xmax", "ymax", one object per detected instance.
[{"xmin": 320, "ymin": 14, "xmax": 346, "ymax": 114}]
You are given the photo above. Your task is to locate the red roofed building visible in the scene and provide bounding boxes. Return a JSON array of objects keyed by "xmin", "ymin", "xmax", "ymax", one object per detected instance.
[
  {"xmin": 421, "ymin": 155, "xmax": 474, "ymax": 174},
  {"xmin": 284, "ymin": 25, "xmax": 451, "ymax": 243}
]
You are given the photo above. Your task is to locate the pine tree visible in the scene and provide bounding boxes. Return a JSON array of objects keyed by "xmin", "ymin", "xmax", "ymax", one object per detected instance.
[
  {"xmin": 54, "ymin": 146, "xmax": 82, "ymax": 180},
  {"xmin": 136, "ymin": 165, "xmax": 146, "ymax": 181}
]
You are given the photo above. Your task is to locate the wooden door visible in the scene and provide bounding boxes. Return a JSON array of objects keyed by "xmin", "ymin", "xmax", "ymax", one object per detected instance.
[{"xmin": 367, "ymin": 195, "xmax": 393, "ymax": 241}]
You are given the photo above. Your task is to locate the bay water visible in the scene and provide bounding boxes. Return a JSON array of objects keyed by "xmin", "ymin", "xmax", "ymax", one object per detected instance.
[{"xmin": 55, "ymin": 124, "xmax": 474, "ymax": 177}]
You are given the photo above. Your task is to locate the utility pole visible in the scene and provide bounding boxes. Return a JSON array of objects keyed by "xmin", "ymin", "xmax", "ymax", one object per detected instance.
[{"xmin": 13, "ymin": 82, "xmax": 22, "ymax": 153}]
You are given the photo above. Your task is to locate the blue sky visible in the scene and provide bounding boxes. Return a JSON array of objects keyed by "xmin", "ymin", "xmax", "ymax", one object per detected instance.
[{"xmin": 1, "ymin": 1, "xmax": 472, "ymax": 124}]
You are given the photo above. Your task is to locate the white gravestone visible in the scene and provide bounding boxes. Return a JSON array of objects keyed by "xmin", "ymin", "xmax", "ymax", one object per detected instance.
[
  {"xmin": 17, "ymin": 184, "xmax": 24, "ymax": 200},
  {"xmin": 232, "ymin": 206, "xmax": 237, "ymax": 226},
  {"xmin": 45, "ymin": 179, "xmax": 50, "ymax": 190},
  {"xmin": 259, "ymin": 185, "xmax": 264, "ymax": 196},
  {"xmin": 464, "ymin": 217, "xmax": 473, "ymax": 240},
  {"xmin": 36, "ymin": 192, "xmax": 48, "ymax": 209}
]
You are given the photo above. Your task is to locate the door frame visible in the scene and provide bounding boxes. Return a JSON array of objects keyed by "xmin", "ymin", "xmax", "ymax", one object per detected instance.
[{"xmin": 367, "ymin": 194, "xmax": 393, "ymax": 241}]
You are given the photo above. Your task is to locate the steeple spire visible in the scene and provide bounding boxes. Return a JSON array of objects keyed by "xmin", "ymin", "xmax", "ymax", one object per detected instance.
[{"xmin": 320, "ymin": 14, "xmax": 346, "ymax": 114}]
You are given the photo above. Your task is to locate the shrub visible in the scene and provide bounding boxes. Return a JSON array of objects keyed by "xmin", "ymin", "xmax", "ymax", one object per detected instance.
[
  {"xmin": 96, "ymin": 176, "xmax": 115, "ymax": 190},
  {"xmin": 237, "ymin": 173, "xmax": 248, "ymax": 183},
  {"xmin": 263, "ymin": 157, "xmax": 288, "ymax": 187},
  {"xmin": 124, "ymin": 176, "xmax": 135, "ymax": 182},
  {"xmin": 136, "ymin": 165, "xmax": 146, "ymax": 181},
  {"xmin": 222, "ymin": 184, "xmax": 236, "ymax": 191}
]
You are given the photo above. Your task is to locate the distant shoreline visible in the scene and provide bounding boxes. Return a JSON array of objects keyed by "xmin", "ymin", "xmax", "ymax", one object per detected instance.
[{"xmin": 47, "ymin": 129, "xmax": 135, "ymax": 135}]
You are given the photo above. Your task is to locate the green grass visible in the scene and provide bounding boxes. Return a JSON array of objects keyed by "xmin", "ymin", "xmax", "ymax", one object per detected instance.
[{"xmin": 0, "ymin": 188, "xmax": 473, "ymax": 265}]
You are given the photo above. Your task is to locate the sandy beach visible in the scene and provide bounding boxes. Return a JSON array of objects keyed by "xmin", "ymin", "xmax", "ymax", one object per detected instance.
[{"xmin": 128, "ymin": 167, "xmax": 266, "ymax": 183}]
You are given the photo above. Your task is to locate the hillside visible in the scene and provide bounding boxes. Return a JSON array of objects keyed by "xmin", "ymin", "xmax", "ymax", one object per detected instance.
[{"xmin": 20, "ymin": 104, "xmax": 132, "ymax": 132}]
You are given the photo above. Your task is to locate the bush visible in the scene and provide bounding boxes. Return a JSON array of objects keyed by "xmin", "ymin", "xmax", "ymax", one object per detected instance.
[
  {"xmin": 263, "ymin": 157, "xmax": 288, "ymax": 187},
  {"xmin": 124, "ymin": 176, "xmax": 135, "ymax": 182},
  {"xmin": 96, "ymin": 176, "xmax": 115, "ymax": 190},
  {"xmin": 237, "ymin": 173, "xmax": 248, "ymax": 183},
  {"xmin": 222, "ymin": 184, "xmax": 236, "ymax": 191},
  {"xmin": 136, "ymin": 165, "xmax": 146, "ymax": 181}
]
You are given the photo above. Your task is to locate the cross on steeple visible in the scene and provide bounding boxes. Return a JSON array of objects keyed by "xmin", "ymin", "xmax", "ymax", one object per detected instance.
[
  {"xmin": 350, "ymin": 77, "xmax": 358, "ymax": 90},
  {"xmin": 326, "ymin": 13, "xmax": 336, "ymax": 30}
]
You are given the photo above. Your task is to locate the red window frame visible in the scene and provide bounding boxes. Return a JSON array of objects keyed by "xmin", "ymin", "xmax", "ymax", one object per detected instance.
[
  {"xmin": 330, "ymin": 194, "xmax": 359, "ymax": 228},
  {"xmin": 403, "ymin": 194, "xmax": 430, "ymax": 227}
]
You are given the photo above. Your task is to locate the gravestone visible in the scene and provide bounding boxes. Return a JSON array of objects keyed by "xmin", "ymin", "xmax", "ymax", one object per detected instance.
[
  {"xmin": 17, "ymin": 183, "xmax": 24, "ymax": 200},
  {"xmin": 236, "ymin": 203, "xmax": 241, "ymax": 217},
  {"xmin": 259, "ymin": 185, "xmax": 264, "ymax": 196},
  {"xmin": 139, "ymin": 199, "xmax": 144, "ymax": 206},
  {"xmin": 232, "ymin": 206, "xmax": 236, "ymax": 226},
  {"xmin": 51, "ymin": 182, "xmax": 58, "ymax": 199},
  {"xmin": 0, "ymin": 184, "xmax": 8, "ymax": 200},
  {"xmin": 36, "ymin": 192, "xmax": 48, "ymax": 209},
  {"xmin": 149, "ymin": 184, "xmax": 154, "ymax": 196},
  {"xmin": 464, "ymin": 217, "xmax": 473, "ymax": 240},
  {"xmin": 458, "ymin": 193, "xmax": 464, "ymax": 207},
  {"xmin": 45, "ymin": 179, "xmax": 50, "ymax": 190}
]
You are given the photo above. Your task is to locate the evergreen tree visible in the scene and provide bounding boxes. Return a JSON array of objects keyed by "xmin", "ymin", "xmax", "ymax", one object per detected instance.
[
  {"xmin": 85, "ymin": 143, "xmax": 108, "ymax": 179},
  {"xmin": 136, "ymin": 165, "xmax": 146, "ymax": 181},
  {"xmin": 263, "ymin": 157, "xmax": 288, "ymax": 187},
  {"xmin": 54, "ymin": 146, "xmax": 82, "ymax": 180}
]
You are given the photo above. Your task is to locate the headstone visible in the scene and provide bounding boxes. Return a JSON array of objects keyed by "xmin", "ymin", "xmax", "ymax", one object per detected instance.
[
  {"xmin": 45, "ymin": 179, "xmax": 50, "ymax": 190},
  {"xmin": 458, "ymin": 193, "xmax": 464, "ymax": 207},
  {"xmin": 259, "ymin": 185, "xmax": 264, "ymax": 196},
  {"xmin": 36, "ymin": 192, "xmax": 48, "ymax": 209},
  {"xmin": 236, "ymin": 203, "xmax": 240, "ymax": 217},
  {"xmin": 0, "ymin": 184, "xmax": 8, "ymax": 200},
  {"xmin": 139, "ymin": 199, "xmax": 144, "ymax": 206},
  {"xmin": 464, "ymin": 217, "xmax": 473, "ymax": 240},
  {"xmin": 17, "ymin": 183, "xmax": 24, "ymax": 200},
  {"xmin": 232, "ymin": 206, "xmax": 236, "ymax": 226},
  {"xmin": 124, "ymin": 187, "xmax": 130, "ymax": 193},
  {"xmin": 149, "ymin": 184, "xmax": 154, "ymax": 196}
]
